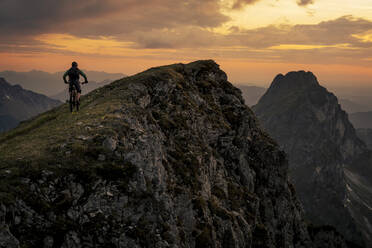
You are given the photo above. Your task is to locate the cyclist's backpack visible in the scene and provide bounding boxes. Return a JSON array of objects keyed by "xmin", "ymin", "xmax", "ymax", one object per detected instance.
[{"xmin": 68, "ymin": 67, "xmax": 80, "ymax": 81}]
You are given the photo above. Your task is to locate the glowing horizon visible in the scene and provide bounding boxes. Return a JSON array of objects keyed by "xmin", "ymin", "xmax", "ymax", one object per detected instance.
[{"xmin": 0, "ymin": 0, "xmax": 371, "ymax": 88}]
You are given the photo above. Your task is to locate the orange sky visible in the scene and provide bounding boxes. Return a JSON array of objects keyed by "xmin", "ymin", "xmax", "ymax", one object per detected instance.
[{"xmin": 0, "ymin": 0, "xmax": 371, "ymax": 87}]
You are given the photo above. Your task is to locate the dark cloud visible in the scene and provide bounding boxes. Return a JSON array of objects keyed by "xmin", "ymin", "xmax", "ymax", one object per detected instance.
[
  {"xmin": 130, "ymin": 16, "xmax": 372, "ymax": 51},
  {"xmin": 0, "ymin": 0, "xmax": 229, "ymax": 38},
  {"xmin": 126, "ymin": 15, "xmax": 372, "ymax": 66},
  {"xmin": 297, "ymin": 0, "xmax": 314, "ymax": 6},
  {"xmin": 94, "ymin": 15, "xmax": 372, "ymax": 69},
  {"xmin": 0, "ymin": 0, "xmax": 117, "ymax": 36},
  {"xmin": 232, "ymin": 0, "xmax": 260, "ymax": 9}
]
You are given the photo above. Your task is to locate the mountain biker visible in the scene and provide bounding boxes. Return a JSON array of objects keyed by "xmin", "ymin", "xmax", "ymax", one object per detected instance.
[{"xmin": 63, "ymin": 61, "xmax": 88, "ymax": 103}]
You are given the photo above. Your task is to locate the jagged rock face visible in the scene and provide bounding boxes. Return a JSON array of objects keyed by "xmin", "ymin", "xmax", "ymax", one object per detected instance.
[
  {"xmin": 0, "ymin": 78, "xmax": 61, "ymax": 132},
  {"xmin": 307, "ymin": 225, "xmax": 349, "ymax": 248},
  {"xmin": 0, "ymin": 61, "xmax": 349, "ymax": 248},
  {"xmin": 253, "ymin": 71, "xmax": 372, "ymax": 247}
]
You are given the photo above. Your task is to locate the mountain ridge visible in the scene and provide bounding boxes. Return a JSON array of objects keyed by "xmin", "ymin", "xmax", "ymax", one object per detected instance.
[{"xmin": 0, "ymin": 60, "xmax": 351, "ymax": 248}]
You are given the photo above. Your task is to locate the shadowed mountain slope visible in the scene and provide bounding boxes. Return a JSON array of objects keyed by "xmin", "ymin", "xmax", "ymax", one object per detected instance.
[
  {"xmin": 253, "ymin": 71, "xmax": 372, "ymax": 247},
  {"xmin": 0, "ymin": 78, "xmax": 61, "ymax": 132}
]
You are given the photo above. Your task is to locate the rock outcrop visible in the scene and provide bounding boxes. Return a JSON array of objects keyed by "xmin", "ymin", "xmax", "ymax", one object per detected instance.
[
  {"xmin": 0, "ymin": 61, "xmax": 348, "ymax": 247},
  {"xmin": 253, "ymin": 71, "xmax": 372, "ymax": 247}
]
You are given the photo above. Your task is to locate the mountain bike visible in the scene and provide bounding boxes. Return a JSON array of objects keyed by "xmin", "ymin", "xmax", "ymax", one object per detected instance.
[
  {"xmin": 69, "ymin": 84, "xmax": 79, "ymax": 112},
  {"xmin": 69, "ymin": 81, "xmax": 87, "ymax": 112}
]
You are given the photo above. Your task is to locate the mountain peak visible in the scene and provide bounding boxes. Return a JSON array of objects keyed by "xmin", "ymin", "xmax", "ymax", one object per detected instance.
[
  {"xmin": 255, "ymin": 70, "xmax": 330, "ymax": 113},
  {"xmin": 146, "ymin": 59, "xmax": 225, "ymax": 80},
  {"xmin": 269, "ymin": 70, "xmax": 319, "ymax": 93},
  {"xmin": 254, "ymin": 71, "xmax": 372, "ymax": 247}
]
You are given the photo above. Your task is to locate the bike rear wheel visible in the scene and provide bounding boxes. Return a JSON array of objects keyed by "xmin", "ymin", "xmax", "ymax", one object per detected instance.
[
  {"xmin": 69, "ymin": 93, "xmax": 74, "ymax": 112},
  {"xmin": 76, "ymin": 98, "xmax": 80, "ymax": 112},
  {"xmin": 69, "ymin": 90, "xmax": 77, "ymax": 112}
]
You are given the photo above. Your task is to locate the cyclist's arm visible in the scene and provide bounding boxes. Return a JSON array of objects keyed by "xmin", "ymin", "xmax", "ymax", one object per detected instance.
[
  {"xmin": 79, "ymin": 70, "xmax": 88, "ymax": 83},
  {"xmin": 63, "ymin": 70, "xmax": 69, "ymax": 83}
]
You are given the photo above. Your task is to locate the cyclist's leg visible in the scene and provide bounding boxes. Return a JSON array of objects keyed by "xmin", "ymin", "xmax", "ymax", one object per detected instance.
[
  {"xmin": 69, "ymin": 84, "xmax": 74, "ymax": 112},
  {"xmin": 74, "ymin": 81, "xmax": 82, "ymax": 102}
]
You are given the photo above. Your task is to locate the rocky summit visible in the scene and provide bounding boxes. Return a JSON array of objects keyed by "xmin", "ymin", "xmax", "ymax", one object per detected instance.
[
  {"xmin": 253, "ymin": 71, "xmax": 372, "ymax": 247},
  {"xmin": 0, "ymin": 61, "xmax": 349, "ymax": 248}
]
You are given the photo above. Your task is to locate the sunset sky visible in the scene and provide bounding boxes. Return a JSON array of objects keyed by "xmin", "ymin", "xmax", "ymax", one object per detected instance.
[{"xmin": 0, "ymin": 0, "xmax": 372, "ymax": 87}]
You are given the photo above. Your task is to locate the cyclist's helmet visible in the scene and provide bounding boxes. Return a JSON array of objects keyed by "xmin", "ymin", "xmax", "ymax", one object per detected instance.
[{"xmin": 72, "ymin": 61, "xmax": 78, "ymax": 67}]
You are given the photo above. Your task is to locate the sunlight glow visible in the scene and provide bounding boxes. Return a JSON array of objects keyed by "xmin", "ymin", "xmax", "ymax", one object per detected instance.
[
  {"xmin": 352, "ymin": 31, "xmax": 372, "ymax": 43},
  {"xmin": 34, "ymin": 34, "xmax": 174, "ymax": 57},
  {"xmin": 220, "ymin": 0, "xmax": 372, "ymax": 29},
  {"xmin": 2, "ymin": 0, "xmax": 372, "ymax": 87},
  {"xmin": 269, "ymin": 44, "xmax": 356, "ymax": 50}
]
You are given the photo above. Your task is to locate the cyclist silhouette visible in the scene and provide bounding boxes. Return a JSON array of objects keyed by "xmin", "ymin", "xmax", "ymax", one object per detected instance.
[{"xmin": 63, "ymin": 61, "xmax": 88, "ymax": 104}]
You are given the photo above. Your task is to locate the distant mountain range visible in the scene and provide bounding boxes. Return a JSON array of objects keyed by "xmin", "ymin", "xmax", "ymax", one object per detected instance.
[
  {"xmin": 356, "ymin": 129, "xmax": 372, "ymax": 150},
  {"xmin": 349, "ymin": 111, "xmax": 372, "ymax": 129},
  {"xmin": 235, "ymin": 84, "xmax": 266, "ymax": 106},
  {"xmin": 236, "ymin": 84, "xmax": 372, "ymax": 114},
  {"xmin": 253, "ymin": 71, "xmax": 372, "ymax": 247},
  {"xmin": 330, "ymin": 86, "xmax": 372, "ymax": 111},
  {"xmin": 50, "ymin": 79, "xmax": 112, "ymax": 101},
  {"xmin": 338, "ymin": 99, "xmax": 371, "ymax": 113},
  {"xmin": 0, "ymin": 78, "xmax": 61, "ymax": 132},
  {"xmin": 236, "ymin": 84, "xmax": 372, "ymax": 115},
  {"xmin": 0, "ymin": 70, "xmax": 126, "ymax": 96}
]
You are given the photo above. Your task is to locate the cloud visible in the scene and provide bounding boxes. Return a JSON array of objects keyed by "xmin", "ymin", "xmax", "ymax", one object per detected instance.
[
  {"xmin": 297, "ymin": 0, "xmax": 314, "ymax": 6},
  {"xmin": 119, "ymin": 15, "xmax": 372, "ymax": 66},
  {"xmin": 232, "ymin": 16, "xmax": 372, "ymax": 49},
  {"xmin": 0, "ymin": 0, "xmax": 371, "ymax": 69},
  {"xmin": 0, "ymin": 0, "xmax": 229, "ymax": 38},
  {"xmin": 2, "ymin": 14, "xmax": 372, "ymax": 66},
  {"xmin": 92, "ymin": 16, "xmax": 372, "ymax": 51},
  {"xmin": 232, "ymin": 0, "xmax": 260, "ymax": 9}
]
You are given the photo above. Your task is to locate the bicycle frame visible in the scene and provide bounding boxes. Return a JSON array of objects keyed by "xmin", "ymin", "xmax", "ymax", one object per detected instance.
[{"xmin": 69, "ymin": 84, "xmax": 79, "ymax": 112}]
